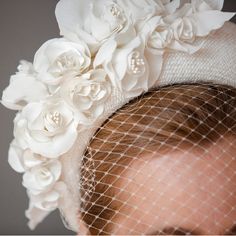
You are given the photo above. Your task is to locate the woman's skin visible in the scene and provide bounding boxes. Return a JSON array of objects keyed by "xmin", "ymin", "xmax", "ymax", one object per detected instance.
[
  {"xmin": 78, "ymin": 135, "xmax": 236, "ymax": 235},
  {"xmin": 113, "ymin": 135, "xmax": 236, "ymax": 235}
]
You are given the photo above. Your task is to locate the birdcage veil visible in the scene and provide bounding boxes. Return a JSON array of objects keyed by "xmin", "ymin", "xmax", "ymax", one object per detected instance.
[
  {"xmin": 79, "ymin": 82, "xmax": 236, "ymax": 235},
  {"xmin": 77, "ymin": 22, "xmax": 236, "ymax": 235},
  {"xmin": 1, "ymin": 0, "xmax": 236, "ymax": 234}
]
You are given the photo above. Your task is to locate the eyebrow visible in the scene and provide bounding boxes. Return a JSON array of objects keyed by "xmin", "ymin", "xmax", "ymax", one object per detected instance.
[
  {"xmin": 148, "ymin": 224, "xmax": 236, "ymax": 235},
  {"xmin": 148, "ymin": 226, "xmax": 202, "ymax": 235}
]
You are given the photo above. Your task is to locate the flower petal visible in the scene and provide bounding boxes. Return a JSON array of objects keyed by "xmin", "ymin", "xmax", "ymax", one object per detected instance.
[
  {"xmin": 199, "ymin": 0, "xmax": 224, "ymax": 11},
  {"xmin": 1, "ymin": 74, "xmax": 48, "ymax": 110},
  {"xmin": 165, "ymin": 0, "xmax": 180, "ymax": 14},
  {"xmin": 55, "ymin": 0, "xmax": 90, "ymax": 38},
  {"xmin": 8, "ymin": 140, "xmax": 25, "ymax": 173},
  {"xmin": 94, "ymin": 39, "xmax": 117, "ymax": 68},
  {"xmin": 25, "ymin": 204, "xmax": 50, "ymax": 230},
  {"xmin": 193, "ymin": 10, "xmax": 235, "ymax": 37}
]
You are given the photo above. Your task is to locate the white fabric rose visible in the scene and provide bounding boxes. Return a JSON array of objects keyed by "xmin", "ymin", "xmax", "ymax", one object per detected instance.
[
  {"xmin": 164, "ymin": 0, "xmax": 235, "ymax": 38},
  {"xmin": 148, "ymin": 20, "xmax": 174, "ymax": 50},
  {"xmin": 55, "ymin": 0, "xmax": 135, "ymax": 54},
  {"xmin": 13, "ymin": 98, "xmax": 78, "ymax": 158},
  {"xmin": 23, "ymin": 160, "xmax": 61, "ymax": 195},
  {"xmin": 34, "ymin": 38, "xmax": 91, "ymax": 85},
  {"xmin": 143, "ymin": 1, "xmax": 235, "ymax": 54},
  {"xmin": 94, "ymin": 37, "xmax": 152, "ymax": 98},
  {"xmin": 1, "ymin": 61, "xmax": 49, "ymax": 110},
  {"xmin": 172, "ymin": 17, "xmax": 195, "ymax": 42},
  {"xmin": 60, "ymin": 69, "xmax": 112, "ymax": 123},
  {"xmin": 145, "ymin": 16, "xmax": 195, "ymax": 51},
  {"xmin": 8, "ymin": 140, "xmax": 47, "ymax": 173}
]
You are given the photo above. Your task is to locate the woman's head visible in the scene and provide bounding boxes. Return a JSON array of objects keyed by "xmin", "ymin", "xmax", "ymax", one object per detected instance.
[{"xmin": 79, "ymin": 82, "xmax": 236, "ymax": 235}]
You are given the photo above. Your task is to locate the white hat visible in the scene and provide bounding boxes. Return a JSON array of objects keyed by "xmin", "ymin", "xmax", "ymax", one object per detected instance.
[{"xmin": 1, "ymin": 0, "xmax": 235, "ymax": 233}]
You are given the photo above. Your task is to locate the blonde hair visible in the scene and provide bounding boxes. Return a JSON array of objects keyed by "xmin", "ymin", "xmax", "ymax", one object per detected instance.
[{"xmin": 80, "ymin": 82, "xmax": 236, "ymax": 235}]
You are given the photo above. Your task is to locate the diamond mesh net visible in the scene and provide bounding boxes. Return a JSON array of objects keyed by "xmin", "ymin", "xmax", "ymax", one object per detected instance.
[{"xmin": 79, "ymin": 82, "xmax": 236, "ymax": 235}]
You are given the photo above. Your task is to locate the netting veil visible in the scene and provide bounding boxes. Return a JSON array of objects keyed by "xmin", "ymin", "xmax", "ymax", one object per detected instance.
[
  {"xmin": 1, "ymin": 0, "xmax": 236, "ymax": 235},
  {"xmin": 78, "ymin": 22, "xmax": 236, "ymax": 235}
]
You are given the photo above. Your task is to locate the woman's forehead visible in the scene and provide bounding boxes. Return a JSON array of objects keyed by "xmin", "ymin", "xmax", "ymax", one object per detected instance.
[
  {"xmin": 119, "ymin": 135, "xmax": 236, "ymax": 186},
  {"xmin": 112, "ymin": 136, "xmax": 236, "ymax": 234}
]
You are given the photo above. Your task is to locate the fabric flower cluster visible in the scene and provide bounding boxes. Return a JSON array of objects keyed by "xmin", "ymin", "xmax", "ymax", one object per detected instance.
[{"xmin": 1, "ymin": 0, "xmax": 234, "ymax": 231}]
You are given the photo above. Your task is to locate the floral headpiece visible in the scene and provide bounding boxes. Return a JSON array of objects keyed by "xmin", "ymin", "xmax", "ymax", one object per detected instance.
[{"xmin": 1, "ymin": 0, "xmax": 235, "ymax": 232}]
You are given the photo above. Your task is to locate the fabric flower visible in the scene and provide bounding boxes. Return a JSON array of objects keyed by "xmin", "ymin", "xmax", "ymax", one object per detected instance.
[
  {"xmin": 172, "ymin": 17, "xmax": 195, "ymax": 42},
  {"xmin": 165, "ymin": 0, "xmax": 235, "ymax": 37},
  {"xmin": 8, "ymin": 140, "xmax": 47, "ymax": 173},
  {"xmin": 142, "ymin": 0, "xmax": 235, "ymax": 54},
  {"xmin": 13, "ymin": 98, "xmax": 78, "ymax": 158},
  {"xmin": 1, "ymin": 61, "xmax": 49, "ymax": 110},
  {"xmin": 60, "ymin": 69, "xmax": 112, "ymax": 123},
  {"xmin": 55, "ymin": 0, "xmax": 136, "ymax": 54},
  {"xmin": 144, "ymin": 16, "xmax": 194, "ymax": 51},
  {"xmin": 94, "ymin": 37, "xmax": 152, "ymax": 98},
  {"xmin": 147, "ymin": 19, "xmax": 174, "ymax": 50},
  {"xmin": 23, "ymin": 160, "xmax": 61, "ymax": 195},
  {"xmin": 34, "ymin": 38, "xmax": 91, "ymax": 85}
]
